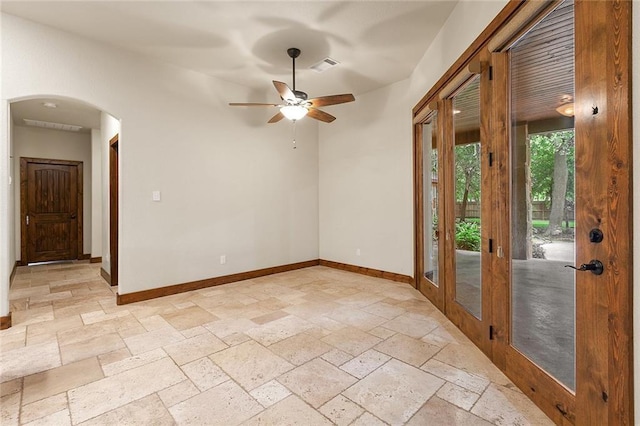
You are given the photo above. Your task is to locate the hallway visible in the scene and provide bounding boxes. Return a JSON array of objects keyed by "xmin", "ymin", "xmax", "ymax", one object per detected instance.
[{"xmin": 1, "ymin": 262, "xmax": 551, "ymax": 425}]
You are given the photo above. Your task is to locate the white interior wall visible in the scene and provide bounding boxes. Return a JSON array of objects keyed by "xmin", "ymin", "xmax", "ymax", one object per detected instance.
[
  {"xmin": 8, "ymin": 106, "xmax": 15, "ymax": 271},
  {"xmin": 100, "ymin": 112, "xmax": 119, "ymax": 275},
  {"xmin": 319, "ymin": 81, "xmax": 414, "ymax": 275},
  {"xmin": 319, "ymin": 0, "xmax": 508, "ymax": 277},
  {"xmin": 12, "ymin": 125, "xmax": 92, "ymax": 257},
  {"xmin": 1, "ymin": 13, "xmax": 319, "ymax": 298},
  {"xmin": 8, "ymin": 107, "xmax": 14, "ymax": 270},
  {"xmin": 2, "ymin": 102, "xmax": 15, "ymax": 319},
  {"xmin": 90, "ymin": 128, "xmax": 102, "ymax": 258}
]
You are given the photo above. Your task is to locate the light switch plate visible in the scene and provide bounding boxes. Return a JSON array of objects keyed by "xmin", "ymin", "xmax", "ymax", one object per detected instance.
[{"xmin": 152, "ymin": 190, "xmax": 161, "ymax": 201}]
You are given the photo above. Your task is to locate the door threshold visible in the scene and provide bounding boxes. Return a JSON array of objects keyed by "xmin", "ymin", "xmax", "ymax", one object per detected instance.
[{"xmin": 27, "ymin": 260, "xmax": 78, "ymax": 267}]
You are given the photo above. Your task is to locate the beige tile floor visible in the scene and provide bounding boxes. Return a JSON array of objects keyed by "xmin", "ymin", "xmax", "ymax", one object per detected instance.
[{"xmin": 1, "ymin": 262, "xmax": 553, "ymax": 425}]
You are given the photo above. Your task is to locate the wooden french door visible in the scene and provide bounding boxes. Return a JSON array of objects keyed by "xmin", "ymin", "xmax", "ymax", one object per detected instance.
[
  {"xmin": 414, "ymin": 0, "xmax": 632, "ymax": 423},
  {"xmin": 492, "ymin": 1, "xmax": 580, "ymax": 421},
  {"xmin": 492, "ymin": 1, "xmax": 632, "ymax": 423},
  {"xmin": 443, "ymin": 57, "xmax": 493, "ymax": 355},
  {"xmin": 20, "ymin": 157, "xmax": 83, "ymax": 263},
  {"xmin": 415, "ymin": 110, "xmax": 444, "ymax": 308},
  {"xmin": 415, "ymin": 51, "xmax": 494, "ymax": 355},
  {"xmin": 572, "ymin": 1, "xmax": 633, "ymax": 421}
]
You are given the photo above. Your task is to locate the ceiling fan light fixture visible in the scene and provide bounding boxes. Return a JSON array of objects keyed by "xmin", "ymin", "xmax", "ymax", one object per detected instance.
[{"xmin": 281, "ymin": 105, "xmax": 308, "ymax": 121}]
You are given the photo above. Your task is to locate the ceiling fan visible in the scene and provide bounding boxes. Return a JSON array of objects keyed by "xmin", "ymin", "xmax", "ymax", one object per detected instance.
[{"xmin": 229, "ymin": 47, "xmax": 355, "ymax": 123}]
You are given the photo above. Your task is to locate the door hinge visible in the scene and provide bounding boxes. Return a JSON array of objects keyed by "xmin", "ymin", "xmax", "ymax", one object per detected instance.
[
  {"xmin": 489, "ymin": 325, "xmax": 495, "ymax": 340},
  {"xmin": 488, "ymin": 152, "xmax": 494, "ymax": 167},
  {"xmin": 489, "ymin": 66, "xmax": 493, "ymax": 81},
  {"xmin": 26, "ymin": 215, "xmax": 29, "ymax": 226},
  {"xmin": 488, "ymin": 238, "xmax": 494, "ymax": 253}
]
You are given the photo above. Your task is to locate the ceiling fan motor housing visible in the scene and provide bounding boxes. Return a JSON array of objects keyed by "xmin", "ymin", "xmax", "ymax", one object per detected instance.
[
  {"xmin": 293, "ymin": 90, "xmax": 308, "ymax": 101},
  {"xmin": 287, "ymin": 48, "xmax": 301, "ymax": 59}
]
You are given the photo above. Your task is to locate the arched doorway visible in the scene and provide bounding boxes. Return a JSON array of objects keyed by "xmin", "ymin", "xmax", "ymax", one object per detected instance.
[{"xmin": 1, "ymin": 95, "xmax": 121, "ymax": 329}]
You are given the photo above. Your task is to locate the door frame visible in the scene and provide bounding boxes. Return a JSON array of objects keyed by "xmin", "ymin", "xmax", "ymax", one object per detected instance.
[
  {"xmin": 109, "ymin": 134, "xmax": 119, "ymax": 287},
  {"xmin": 572, "ymin": 1, "xmax": 633, "ymax": 422},
  {"xmin": 414, "ymin": 56, "xmax": 494, "ymax": 356},
  {"xmin": 442, "ymin": 58, "xmax": 493, "ymax": 357},
  {"xmin": 19, "ymin": 157, "xmax": 83, "ymax": 264},
  {"xmin": 490, "ymin": 15, "xmax": 576, "ymax": 422},
  {"xmin": 412, "ymin": 0, "xmax": 633, "ymax": 423},
  {"xmin": 414, "ymin": 104, "xmax": 445, "ymax": 308}
]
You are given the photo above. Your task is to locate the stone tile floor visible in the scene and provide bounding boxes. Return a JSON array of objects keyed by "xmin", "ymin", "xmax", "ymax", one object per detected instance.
[{"xmin": 0, "ymin": 262, "xmax": 553, "ymax": 425}]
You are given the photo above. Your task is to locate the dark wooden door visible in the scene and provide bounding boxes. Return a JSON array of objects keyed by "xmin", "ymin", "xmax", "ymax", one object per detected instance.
[
  {"xmin": 21, "ymin": 158, "xmax": 83, "ymax": 263},
  {"xmin": 109, "ymin": 135, "xmax": 119, "ymax": 287}
]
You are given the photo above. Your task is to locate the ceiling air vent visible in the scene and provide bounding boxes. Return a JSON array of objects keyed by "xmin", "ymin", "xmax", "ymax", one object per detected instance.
[
  {"xmin": 310, "ymin": 57, "xmax": 339, "ymax": 73},
  {"xmin": 23, "ymin": 119, "xmax": 82, "ymax": 132}
]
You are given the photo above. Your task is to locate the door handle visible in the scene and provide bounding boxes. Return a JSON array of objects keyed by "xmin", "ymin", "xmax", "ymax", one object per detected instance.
[
  {"xmin": 70, "ymin": 213, "xmax": 77, "ymax": 219},
  {"xmin": 564, "ymin": 259, "xmax": 604, "ymax": 275}
]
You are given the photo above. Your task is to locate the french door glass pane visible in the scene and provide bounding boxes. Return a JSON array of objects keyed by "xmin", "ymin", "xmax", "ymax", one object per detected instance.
[
  {"xmin": 423, "ymin": 115, "xmax": 439, "ymax": 286},
  {"xmin": 510, "ymin": 0, "xmax": 575, "ymax": 391},
  {"xmin": 453, "ymin": 76, "xmax": 481, "ymax": 319}
]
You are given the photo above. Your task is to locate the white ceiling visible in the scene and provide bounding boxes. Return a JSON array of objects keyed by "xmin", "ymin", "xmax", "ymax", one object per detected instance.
[
  {"xmin": 3, "ymin": 0, "xmax": 459, "ymax": 129},
  {"xmin": 10, "ymin": 98, "xmax": 101, "ymax": 134}
]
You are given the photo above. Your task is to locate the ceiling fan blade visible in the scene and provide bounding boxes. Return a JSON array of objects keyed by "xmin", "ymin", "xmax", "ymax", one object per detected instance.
[
  {"xmin": 308, "ymin": 94, "xmax": 355, "ymax": 108},
  {"xmin": 307, "ymin": 108, "xmax": 336, "ymax": 123},
  {"xmin": 273, "ymin": 81, "xmax": 296, "ymax": 101},
  {"xmin": 229, "ymin": 103, "xmax": 280, "ymax": 107},
  {"xmin": 268, "ymin": 111, "xmax": 285, "ymax": 123}
]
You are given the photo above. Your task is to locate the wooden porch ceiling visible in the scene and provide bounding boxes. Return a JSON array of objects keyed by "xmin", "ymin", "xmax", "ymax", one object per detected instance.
[{"xmin": 450, "ymin": 0, "xmax": 574, "ymax": 135}]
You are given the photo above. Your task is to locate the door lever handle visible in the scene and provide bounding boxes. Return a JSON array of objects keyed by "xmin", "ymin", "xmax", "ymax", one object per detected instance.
[{"xmin": 564, "ymin": 259, "xmax": 604, "ymax": 275}]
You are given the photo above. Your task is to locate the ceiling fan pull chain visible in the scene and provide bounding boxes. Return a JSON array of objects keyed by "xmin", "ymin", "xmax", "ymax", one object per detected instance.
[{"xmin": 292, "ymin": 120, "xmax": 297, "ymax": 149}]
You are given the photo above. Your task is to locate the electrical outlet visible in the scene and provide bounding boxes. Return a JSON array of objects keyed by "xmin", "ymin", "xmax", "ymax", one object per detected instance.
[
  {"xmin": 356, "ymin": 248, "xmax": 361, "ymax": 256},
  {"xmin": 220, "ymin": 255, "xmax": 226, "ymax": 265}
]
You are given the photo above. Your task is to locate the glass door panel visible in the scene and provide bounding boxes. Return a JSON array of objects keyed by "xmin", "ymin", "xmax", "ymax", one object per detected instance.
[
  {"xmin": 509, "ymin": 0, "xmax": 575, "ymax": 391},
  {"xmin": 453, "ymin": 76, "xmax": 482, "ymax": 319},
  {"xmin": 422, "ymin": 115, "xmax": 439, "ymax": 286}
]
